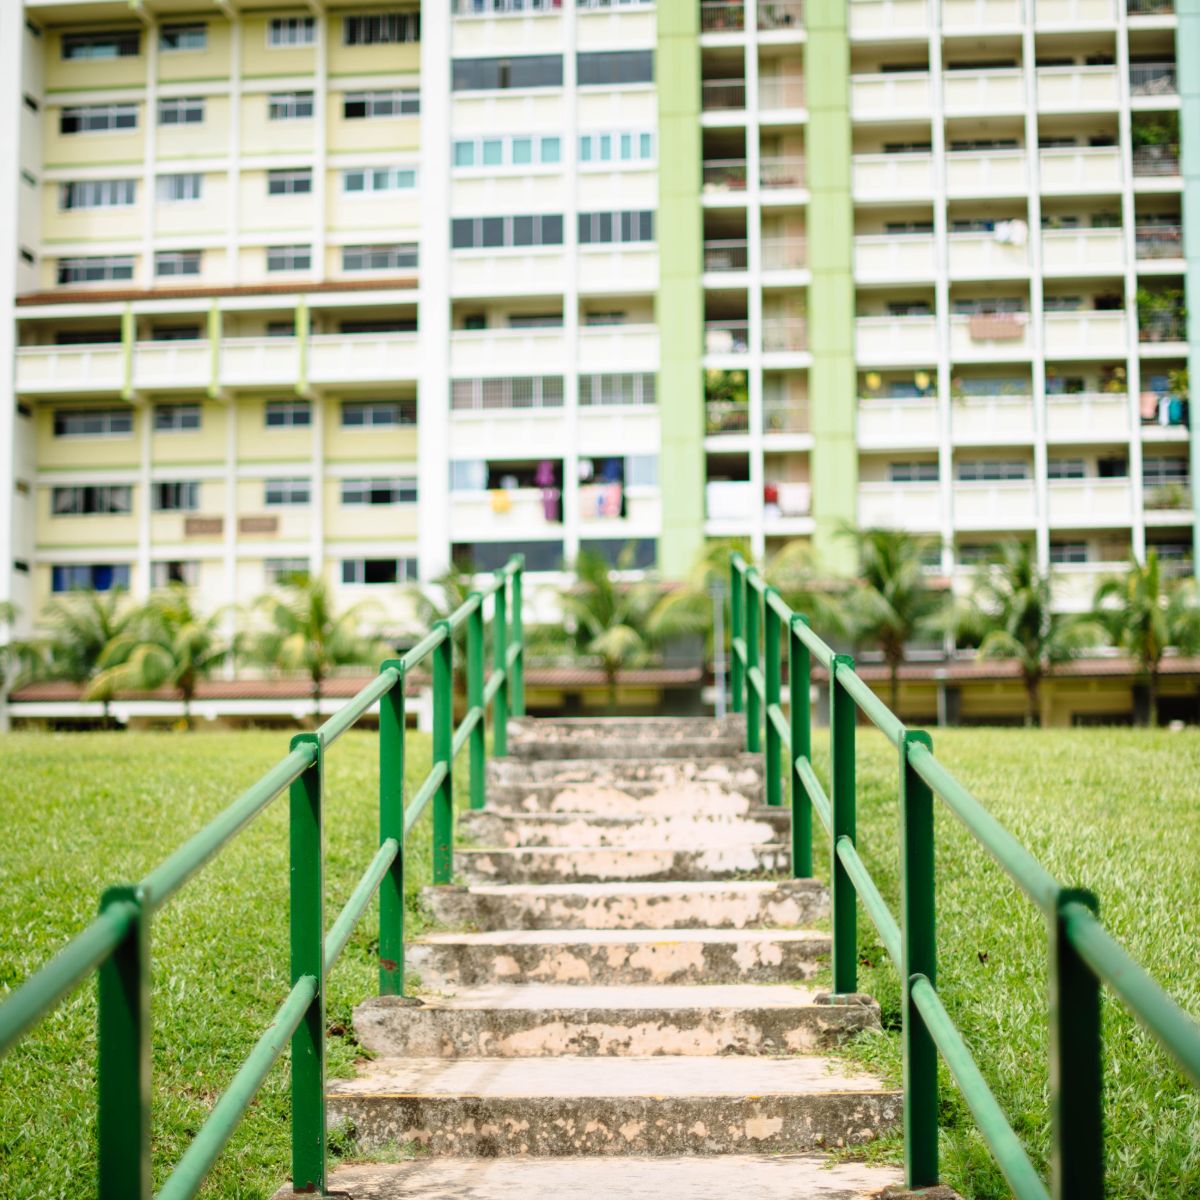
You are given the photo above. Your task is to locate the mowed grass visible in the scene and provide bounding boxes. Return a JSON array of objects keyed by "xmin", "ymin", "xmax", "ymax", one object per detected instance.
[
  {"xmin": 807, "ymin": 727, "xmax": 1200, "ymax": 1200},
  {"xmin": 0, "ymin": 730, "xmax": 466, "ymax": 1200}
]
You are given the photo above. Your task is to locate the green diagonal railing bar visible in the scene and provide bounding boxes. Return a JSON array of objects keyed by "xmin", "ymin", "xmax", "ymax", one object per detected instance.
[
  {"xmin": 729, "ymin": 552, "xmax": 1200, "ymax": 1198},
  {"xmin": 0, "ymin": 555, "xmax": 526, "ymax": 1200}
]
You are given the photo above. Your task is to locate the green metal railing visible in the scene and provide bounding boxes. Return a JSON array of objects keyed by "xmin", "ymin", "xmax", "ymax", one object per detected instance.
[
  {"xmin": 0, "ymin": 556, "xmax": 526, "ymax": 1199},
  {"xmin": 729, "ymin": 553, "xmax": 1200, "ymax": 1200}
]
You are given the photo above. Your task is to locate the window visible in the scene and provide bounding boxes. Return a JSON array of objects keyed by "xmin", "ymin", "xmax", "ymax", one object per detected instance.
[
  {"xmin": 1143, "ymin": 457, "xmax": 1189, "ymax": 487},
  {"xmin": 60, "ymin": 104, "xmax": 138, "ymax": 134},
  {"xmin": 1048, "ymin": 458, "xmax": 1086, "ymax": 480},
  {"xmin": 580, "ymin": 538, "xmax": 656, "ymax": 570},
  {"xmin": 451, "ymin": 214, "xmax": 563, "ymax": 250},
  {"xmin": 579, "ymin": 129, "xmax": 655, "ymax": 165},
  {"xmin": 158, "ymin": 97, "xmax": 205, "ymax": 126},
  {"xmin": 579, "ymin": 373, "xmax": 656, "ymax": 407},
  {"xmin": 343, "ymin": 12, "xmax": 420, "ymax": 44},
  {"xmin": 55, "ymin": 329, "xmax": 121, "ymax": 346},
  {"xmin": 452, "ymin": 540, "xmax": 561, "ymax": 572},
  {"xmin": 152, "ymin": 481, "xmax": 200, "ymax": 512},
  {"xmin": 60, "ymin": 179, "xmax": 136, "ymax": 210},
  {"xmin": 888, "ymin": 461, "xmax": 939, "ymax": 484},
  {"xmin": 577, "ymin": 50, "xmax": 654, "ymax": 86},
  {"xmin": 151, "ymin": 561, "xmax": 199, "ymax": 587},
  {"xmin": 268, "ymin": 17, "xmax": 316, "ymax": 46},
  {"xmin": 268, "ymin": 92, "xmax": 314, "ymax": 120},
  {"xmin": 54, "ymin": 409, "xmax": 133, "ymax": 438},
  {"xmin": 342, "ymin": 166, "xmax": 417, "ymax": 192},
  {"xmin": 160, "ymin": 23, "xmax": 206, "ymax": 52},
  {"xmin": 265, "ymin": 558, "xmax": 310, "ymax": 585},
  {"xmin": 341, "ymin": 478, "xmax": 418, "ymax": 506},
  {"xmin": 150, "ymin": 325, "xmax": 200, "ymax": 342},
  {"xmin": 266, "ymin": 245, "xmax": 312, "ymax": 273},
  {"xmin": 57, "ymin": 256, "xmax": 136, "ymax": 285},
  {"xmin": 452, "ymin": 54, "xmax": 563, "ymax": 91},
  {"xmin": 264, "ymin": 478, "xmax": 311, "ymax": 506},
  {"xmin": 62, "ymin": 30, "xmax": 139, "ymax": 60},
  {"xmin": 956, "ymin": 459, "xmax": 1030, "ymax": 482},
  {"xmin": 1050, "ymin": 542, "xmax": 1090, "ymax": 565},
  {"xmin": 343, "ymin": 90, "xmax": 419, "ymax": 118},
  {"xmin": 155, "ymin": 250, "xmax": 202, "ymax": 278},
  {"xmin": 157, "ymin": 173, "xmax": 203, "ymax": 202},
  {"xmin": 342, "ymin": 558, "xmax": 418, "ymax": 584},
  {"xmin": 341, "ymin": 244, "xmax": 418, "ymax": 272},
  {"xmin": 155, "ymin": 404, "xmax": 201, "ymax": 432},
  {"xmin": 51, "ymin": 564, "xmax": 130, "ymax": 593},
  {"xmin": 52, "ymin": 485, "xmax": 132, "ymax": 516},
  {"xmin": 625, "ymin": 454, "xmax": 659, "ymax": 487},
  {"xmin": 340, "ymin": 318, "xmax": 417, "ymax": 334},
  {"xmin": 265, "ymin": 400, "xmax": 312, "ymax": 428},
  {"xmin": 342, "ymin": 400, "xmax": 416, "ymax": 427},
  {"xmin": 268, "ymin": 169, "xmax": 313, "ymax": 196},
  {"xmin": 578, "ymin": 210, "xmax": 655, "ymax": 244},
  {"xmin": 452, "ymin": 134, "xmax": 563, "ymax": 170},
  {"xmin": 451, "ymin": 376, "xmax": 564, "ymax": 412}
]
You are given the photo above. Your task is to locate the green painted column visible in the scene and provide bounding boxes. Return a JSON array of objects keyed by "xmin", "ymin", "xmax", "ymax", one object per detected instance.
[
  {"xmin": 805, "ymin": 0, "xmax": 857, "ymax": 574},
  {"xmin": 657, "ymin": 6, "xmax": 705, "ymax": 579},
  {"xmin": 121, "ymin": 305, "xmax": 135, "ymax": 402},
  {"xmin": 1178, "ymin": 1, "xmax": 1200, "ymax": 578}
]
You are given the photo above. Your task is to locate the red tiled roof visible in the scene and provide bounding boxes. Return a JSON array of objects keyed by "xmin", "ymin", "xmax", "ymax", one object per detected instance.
[
  {"xmin": 17, "ymin": 278, "xmax": 418, "ymax": 307},
  {"xmin": 813, "ymin": 655, "xmax": 1200, "ymax": 684}
]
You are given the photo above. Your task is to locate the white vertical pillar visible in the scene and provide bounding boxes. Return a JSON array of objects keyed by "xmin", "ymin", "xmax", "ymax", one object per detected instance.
[
  {"xmin": 137, "ymin": 403, "xmax": 151, "ymax": 598},
  {"xmin": 141, "ymin": 18, "xmax": 158, "ymax": 288},
  {"xmin": 744, "ymin": 8, "xmax": 765, "ymax": 560},
  {"xmin": 313, "ymin": 9, "xmax": 329, "ymax": 282},
  {"xmin": 227, "ymin": 13, "xmax": 242, "ymax": 284},
  {"xmin": 563, "ymin": 2, "xmax": 581, "ymax": 567},
  {"xmin": 310, "ymin": 392, "xmax": 325, "ymax": 577},
  {"xmin": 223, "ymin": 388, "xmax": 238, "ymax": 670}
]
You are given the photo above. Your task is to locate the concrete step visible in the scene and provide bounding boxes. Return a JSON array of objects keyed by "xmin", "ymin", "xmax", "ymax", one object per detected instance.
[
  {"xmin": 458, "ymin": 809, "xmax": 789, "ymax": 850},
  {"xmin": 424, "ymin": 879, "xmax": 828, "ymax": 931},
  {"xmin": 407, "ymin": 928, "xmax": 828, "ymax": 988},
  {"xmin": 353, "ymin": 985, "xmax": 879, "ymax": 1058},
  {"xmin": 325, "ymin": 1055, "xmax": 899, "ymax": 1157},
  {"xmin": 509, "ymin": 715, "xmax": 744, "ymax": 743},
  {"xmin": 507, "ymin": 717, "xmax": 745, "ymax": 762},
  {"xmin": 285, "ymin": 1157, "xmax": 903, "ymax": 1200},
  {"xmin": 455, "ymin": 844, "xmax": 789, "ymax": 885}
]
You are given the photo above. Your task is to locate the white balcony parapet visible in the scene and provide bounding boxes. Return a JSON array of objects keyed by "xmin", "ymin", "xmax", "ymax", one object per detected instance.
[
  {"xmin": 1041, "ymin": 227, "xmax": 1126, "ymax": 274},
  {"xmin": 850, "ymin": 71, "xmax": 931, "ymax": 121},
  {"xmin": 1036, "ymin": 65, "xmax": 1120, "ymax": 111},
  {"xmin": 133, "ymin": 339, "xmax": 210, "ymax": 391},
  {"xmin": 764, "ymin": 399, "xmax": 810, "ymax": 434},
  {"xmin": 1047, "ymin": 478, "xmax": 1134, "ymax": 527},
  {"xmin": 856, "ymin": 314, "xmax": 940, "ymax": 364},
  {"xmin": 762, "ymin": 317, "xmax": 808, "ymax": 353},
  {"xmin": 858, "ymin": 482, "xmax": 942, "ymax": 531},
  {"xmin": 947, "ymin": 231, "xmax": 1030, "ymax": 278},
  {"xmin": 1043, "ymin": 310, "xmax": 1129, "ymax": 357},
  {"xmin": 855, "ymin": 233, "xmax": 937, "ymax": 281},
  {"xmin": 942, "ymin": 0, "xmax": 1023, "ymax": 28},
  {"xmin": 577, "ymin": 323, "xmax": 660, "ymax": 373},
  {"xmin": 1039, "ymin": 145, "xmax": 1123, "ymax": 193},
  {"xmin": 946, "ymin": 149, "xmax": 1029, "ymax": 197},
  {"xmin": 849, "ymin": 0, "xmax": 930, "ymax": 40},
  {"xmin": 857, "ymin": 397, "xmax": 940, "ymax": 448},
  {"xmin": 450, "ymin": 488, "xmax": 564, "ymax": 541},
  {"xmin": 220, "ymin": 337, "xmax": 302, "ymax": 388},
  {"xmin": 758, "ymin": 76, "xmax": 806, "ymax": 110},
  {"xmin": 762, "ymin": 237, "xmax": 807, "ymax": 271},
  {"xmin": 1045, "ymin": 392, "xmax": 1130, "ymax": 442},
  {"xmin": 953, "ymin": 480, "xmax": 1038, "ymax": 529},
  {"xmin": 952, "ymin": 395, "xmax": 1035, "ymax": 443},
  {"xmin": 309, "ymin": 332, "xmax": 419, "ymax": 384},
  {"xmin": 449, "ymin": 328, "xmax": 566, "ymax": 376},
  {"xmin": 853, "ymin": 152, "xmax": 935, "ymax": 201},
  {"xmin": 1050, "ymin": 561, "xmax": 1122, "ymax": 613},
  {"xmin": 1036, "ymin": 0, "xmax": 1117, "ymax": 24},
  {"xmin": 942, "ymin": 68, "xmax": 1024, "ymax": 115},
  {"xmin": 706, "ymin": 480, "xmax": 756, "ymax": 521},
  {"xmin": 949, "ymin": 312, "xmax": 1032, "ymax": 359},
  {"xmin": 15, "ymin": 343, "xmax": 125, "ymax": 394}
]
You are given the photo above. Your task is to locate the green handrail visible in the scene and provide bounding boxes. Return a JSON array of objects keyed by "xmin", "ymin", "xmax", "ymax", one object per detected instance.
[
  {"xmin": 728, "ymin": 553, "xmax": 1200, "ymax": 1199},
  {"xmin": 0, "ymin": 555, "xmax": 526, "ymax": 1200}
]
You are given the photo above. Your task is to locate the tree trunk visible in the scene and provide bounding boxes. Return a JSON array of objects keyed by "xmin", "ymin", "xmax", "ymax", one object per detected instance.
[
  {"xmin": 1023, "ymin": 673, "xmax": 1041, "ymax": 728},
  {"xmin": 605, "ymin": 666, "xmax": 619, "ymax": 714},
  {"xmin": 181, "ymin": 688, "xmax": 192, "ymax": 731},
  {"xmin": 1148, "ymin": 669, "xmax": 1159, "ymax": 727},
  {"xmin": 312, "ymin": 671, "xmax": 323, "ymax": 726},
  {"xmin": 888, "ymin": 655, "xmax": 901, "ymax": 714}
]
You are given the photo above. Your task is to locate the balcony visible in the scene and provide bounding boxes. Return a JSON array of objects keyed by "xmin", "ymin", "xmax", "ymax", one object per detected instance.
[
  {"xmin": 1037, "ymin": 65, "xmax": 1120, "ymax": 112},
  {"xmin": 133, "ymin": 339, "xmax": 211, "ymax": 391},
  {"xmin": 1045, "ymin": 392, "xmax": 1130, "ymax": 442},
  {"xmin": 704, "ymin": 320, "xmax": 750, "ymax": 356},
  {"xmin": 450, "ymin": 328, "xmax": 567, "ymax": 376},
  {"xmin": 577, "ymin": 244, "xmax": 658, "ymax": 293},
  {"xmin": 949, "ymin": 312, "xmax": 1032, "ymax": 359},
  {"xmin": 702, "ymin": 158, "xmax": 747, "ymax": 195},
  {"xmin": 1044, "ymin": 310, "xmax": 1128, "ymax": 357},
  {"xmin": 858, "ymin": 482, "xmax": 941, "ymax": 531},
  {"xmin": 942, "ymin": 0, "xmax": 1023, "ymax": 30},
  {"xmin": 450, "ymin": 488, "xmax": 562, "ymax": 541},
  {"xmin": 1127, "ymin": 0, "xmax": 1175, "ymax": 14},
  {"xmin": 1037, "ymin": 0, "xmax": 1119, "ymax": 23},
  {"xmin": 1039, "ymin": 146, "xmax": 1122, "ymax": 194},
  {"xmin": 952, "ymin": 395, "xmax": 1035, "ymax": 444},
  {"xmin": 762, "ymin": 236, "xmax": 807, "ymax": 272},
  {"xmin": 577, "ymin": 324, "xmax": 659, "ymax": 373},
  {"xmin": 1135, "ymin": 224, "xmax": 1183, "ymax": 262},
  {"xmin": 760, "ymin": 156, "xmax": 806, "ymax": 191},
  {"xmin": 700, "ymin": 1, "xmax": 745, "ymax": 32},
  {"xmin": 758, "ymin": 76, "xmax": 806, "ymax": 111},
  {"xmin": 706, "ymin": 480, "xmax": 756, "ymax": 523},
  {"xmin": 857, "ymin": 397, "xmax": 940, "ymax": 449},
  {"xmin": 706, "ymin": 400, "xmax": 749, "ymax": 436},
  {"xmin": 309, "ymin": 332, "xmax": 419, "ymax": 385},
  {"xmin": 946, "ymin": 149, "xmax": 1028, "ymax": 198},
  {"xmin": 850, "ymin": 72, "xmax": 932, "ymax": 122},
  {"xmin": 15, "ymin": 343, "xmax": 124, "ymax": 394},
  {"xmin": 1132, "ymin": 144, "xmax": 1181, "ymax": 180},
  {"xmin": 852, "ymin": 152, "xmax": 935, "ymax": 201},
  {"xmin": 855, "ymin": 234, "xmax": 937, "ymax": 282},
  {"xmin": 764, "ymin": 399, "xmax": 809, "ymax": 434},
  {"xmin": 1050, "ymin": 562, "xmax": 1119, "ymax": 612},
  {"xmin": 947, "ymin": 231, "xmax": 1030, "ymax": 279},
  {"xmin": 943, "ymin": 68, "xmax": 1024, "ymax": 116},
  {"xmin": 1144, "ymin": 482, "xmax": 1193, "ymax": 522},
  {"xmin": 1042, "ymin": 227, "xmax": 1125, "ymax": 275},
  {"xmin": 1129, "ymin": 62, "xmax": 1177, "ymax": 98},
  {"xmin": 762, "ymin": 317, "xmax": 808, "ymax": 354},
  {"xmin": 954, "ymin": 481, "xmax": 1038, "ymax": 529},
  {"xmin": 703, "ymin": 240, "xmax": 749, "ymax": 273},
  {"xmin": 1047, "ymin": 478, "xmax": 1134, "ymax": 526},
  {"xmin": 849, "ymin": 0, "xmax": 929, "ymax": 40},
  {"xmin": 758, "ymin": 1, "xmax": 805, "ymax": 31},
  {"xmin": 1138, "ymin": 311, "xmax": 1186, "ymax": 347},
  {"xmin": 220, "ymin": 337, "xmax": 302, "ymax": 388},
  {"xmin": 702, "ymin": 79, "xmax": 746, "ymax": 112},
  {"xmin": 856, "ymin": 315, "xmax": 939, "ymax": 364}
]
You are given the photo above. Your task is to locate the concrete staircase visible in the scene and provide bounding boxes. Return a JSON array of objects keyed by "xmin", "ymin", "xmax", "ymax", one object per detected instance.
[{"xmin": 313, "ymin": 716, "xmax": 902, "ymax": 1197}]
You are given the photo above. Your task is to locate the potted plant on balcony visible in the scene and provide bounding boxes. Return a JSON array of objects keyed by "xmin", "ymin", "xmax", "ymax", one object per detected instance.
[
  {"xmin": 1137, "ymin": 286, "xmax": 1185, "ymax": 342},
  {"xmin": 1131, "ymin": 113, "xmax": 1180, "ymax": 173}
]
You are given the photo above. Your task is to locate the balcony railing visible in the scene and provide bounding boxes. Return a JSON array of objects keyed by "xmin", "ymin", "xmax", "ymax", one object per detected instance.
[
  {"xmin": 760, "ymin": 155, "xmax": 806, "ymax": 189},
  {"xmin": 1135, "ymin": 225, "xmax": 1183, "ymax": 258},
  {"xmin": 705, "ymin": 320, "xmax": 751, "ymax": 354},
  {"xmin": 703, "ymin": 240, "xmax": 749, "ymax": 271},
  {"xmin": 705, "ymin": 400, "xmax": 750, "ymax": 434},
  {"xmin": 1129, "ymin": 62, "xmax": 1177, "ymax": 95},
  {"xmin": 702, "ymin": 158, "xmax": 747, "ymax": 192},
  {"xmin": 1127, "ymin": 0, "xmax": 1174, "ymax": 12},
  {"xmin": 758, "ymin": 76, "xmax": 806, "ymax": 109},
  {"xmin": 702, "ymin": 79, "xmax": 747, "ymax": 110},
  {"xmin": 758, "ymin": 0, "xmax": 804, "ymax": 28},
  {"xmin": 1131, "ymin": 144, "xmax": 1181, "ymax": 176},
  {"xmin": 764, "ymin": 400, "xmax": 809, "ymax": 433},
  {"xmin": 1139, "ymin": 312, "xmax": 1186, "ymax": 342},
  {"xmin": 700, "ymin": 1, "xmax": 745, "ymax": 31},
  {"xmin": 762, "ymin": 236, "xmax": 806, "ymax": 270},
  {"xmin": 762, "ymin": 317, "xmax": 808, "ymax": 352},
  {"xmin": 453, "ymin": 0, "xmax": 562, "ymax": 13}
]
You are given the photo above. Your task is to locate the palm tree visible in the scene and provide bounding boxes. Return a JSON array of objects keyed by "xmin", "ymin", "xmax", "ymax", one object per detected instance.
[
  {"xmin": 1093, "ymin": 551, "xmax": 1200, "ymax": 726},
  {"xmin": 763, "ymin": 539, "xmax": 848, "ymax": 634},
  {"xmin": 0, "ymin": 602, "xmax": 41, "ymax": 702},
  {"xmin": 90, "ymin": 586, "xmax": 232, "ymax": 729},
  {"xmin": 843, "ymin": 527, "xmax": 946, "ymax": 712},
  {"xmin": 409, "ymin": 560, "xmax": 481, "ymax": 699},
  {"xmin": 250, "ymin": 577, "xmax": 384, "ymax": 720},
  {"xmin": 953, "ymin": 542, "xmax": 1100, "ymax": 726}
]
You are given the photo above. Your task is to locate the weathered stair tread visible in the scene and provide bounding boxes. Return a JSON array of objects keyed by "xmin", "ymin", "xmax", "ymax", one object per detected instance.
[
  {"xmin": 400, "ymin": 983, "xmax": 832, "ymax": 1008},
  {"xmin": 458, "ymin": 809, "xmax": 788, "ymax": 849},
  {"xmin": 287, "ymin": 1155, "xmax": 902, "ymax": 1199},
  {"xmin": 416, "ymin": 928, "xmax": 826, "ymax": 948}
]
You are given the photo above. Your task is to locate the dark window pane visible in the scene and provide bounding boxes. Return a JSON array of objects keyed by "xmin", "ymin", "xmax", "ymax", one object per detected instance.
[
  {"xmin": 577, "ymin": 50, "xmax": 653, "ymax": 87},
  {"xmin": 541, "ymin": 214, "xmax": 563, "ymax": 245},
  {"xmin": 512, "ymin": 215, "xmax": 535, "ymax": 246},
  {"xmin": 481, "ymin": 217, "xmax": 505, "ymax": 247},
  {"xmin": 451, "ymin": 218, "xmax": 475, "ymax": 249}
]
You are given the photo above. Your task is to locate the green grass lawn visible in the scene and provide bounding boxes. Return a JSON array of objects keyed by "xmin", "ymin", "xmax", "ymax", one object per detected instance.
[{"xmin": 0, "ymin": 729, "xmax": 1198, "ymax": 1200}]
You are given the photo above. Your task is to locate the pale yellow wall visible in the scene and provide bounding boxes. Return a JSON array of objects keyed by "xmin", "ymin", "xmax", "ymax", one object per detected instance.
[
  {"xmin": 36, "ymin": 486, "xmax": 138, "ymax": 549},
  {"xmin": 239, "ymin": 173, "xmax": 315, "ymax": 234},
  {"xmin": 158, "ymin": 96, "xmax": 231, "ymax": 160},
  {"xmin": 324, "ymin": 499, "xmax": 419, "ymax": 541},
  {"xmin": 41, "ymin": 185, "xmax": 145, "ymax": 244},
  {"xmin": 327, "ymin": 17, "xmax": 419, "ymax": 77},
  {"xmin": 235, "ymin": 479, "xmax": 314, "ymax": 540},
  {"xmin": 155, "ymin": 177, "xmax": 229, "ymax": 237},
  {"xmin": 149, "ymin": 480, "xmax": 229, "ymax": 544},
  {"xmin": 236, "ymin": 246, "xmax": 314, "ymax": 286},
  {"xmin": 241, "ymin": 17, "xmax": 316, "ymax": 78},
  {"xmin": 323, "ymin": 403, "xmax": 418, "ymax": 462},
  {"xmin": 35, "ymin": 406, "xmax": 140, "ymax": 470},
  {"xmin": 240, "ymin": 93, "xmax": 317, "ymax": 156},
  {"xmin": 327, "ymin": 110, "xmax": 419, "ymax": 154},
  {"xmin": 150, "ymin": 402, "xmax": 227, "ymax": 464},
  {"xmin": 157, "ymin": 20, "xmax": 234, "ymax": 83},
  {"xmin": 236, "ymin": 398, "xmax": 313, "ymax": 461},
  {"xmin": 44, "ymin": 29, "xmax": 146, "ymax": 92},
  {"xmin": 44, "ymin": 116, "xmax": 145, "ymax": 170},
  {"xmin": 326, "ymin": 184, "xmax": 420, "ymax": 233}
]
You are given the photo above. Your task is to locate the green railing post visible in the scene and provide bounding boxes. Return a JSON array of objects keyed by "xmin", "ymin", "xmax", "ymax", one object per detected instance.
[
  {"xmin": 493, "ymin": 579, "xmax": 509, "ymax": 757},
  {"xmin": 730, "ymin": 557, "xmax": 744, "ymax": 715},
  {"xmin": 764, "ymin": 587, "xmax": 782, "ymax": 808},
  {"xmin": 433, "ymin": 622, "xmax": 454, "ymax": 885},
  {"xmin": 900, "ymin": 730, "xmax": 938, "ymax": 1188},
  {"xmin": 288, "ymin": 732, "xmax": 325, "ymax": 1195},
  {"xmin": 789, "ymin": 615, "xmax": 812, "ymax": 877},
  {"xmin": 830, "ymin": 655, "xmax": 857, "ymax": 995},
  {"xmin": 1050, "ymin": 888, "xmax": 1104, "ymax": 1200},
  {"xmin": 379, "ymin": 661, "xmax": 406, "ymax": 996},
  {"xmin": 97, "ymin": 886, "xmax": 151, "ymax": 1200},
  {"xmin": 744, "ymin": 568, "xmax": 761, "ymax": 753},
  {"xmin": 468, "ymin": 595, "xmax": 486, "ymax": 810},
  {"xmin": 510, "ymin": 559, "xmax": 525, "ymax": 717}
]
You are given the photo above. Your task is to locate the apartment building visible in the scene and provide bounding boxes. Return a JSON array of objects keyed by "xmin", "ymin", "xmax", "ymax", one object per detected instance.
[{"xmin": 1, "ymin": 0, "xmax": 1198, "ymax": 663}]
